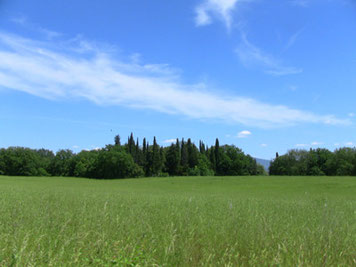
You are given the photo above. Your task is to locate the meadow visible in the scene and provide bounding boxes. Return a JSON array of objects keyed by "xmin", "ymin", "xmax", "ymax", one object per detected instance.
[{"xmin": 0, "ymin": 176, "xmax": 355, "ymax": 266}]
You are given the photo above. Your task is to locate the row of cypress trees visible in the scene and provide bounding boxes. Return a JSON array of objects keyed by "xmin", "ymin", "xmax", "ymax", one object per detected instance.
[{"xmin": 0, "ymin": 133, "xmax": 265, "ymax": 178}]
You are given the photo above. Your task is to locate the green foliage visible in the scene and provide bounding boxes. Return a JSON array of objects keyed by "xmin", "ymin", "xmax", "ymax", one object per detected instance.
[
  {"xmin": 270, "ymin": 147, "xmax": 356, "ymax": 176},
  {"xmin": 49, "ymin": 149, "xmax": 75, "ymax": 176},
  {"xmin": 0, "ymin": 147, "xmax": 51, "ymax": 176},
  {"xmin": 165, "ymin": 142, "xmax": 180, "ymax": 176},
  {"xmin": 0, "ymin": 134, "xmax": 266, "ymax": 179},
  {"xmin": 158, "ymin": 172, "xmax": 169, "ymax": 177},
  {"xmin": 91, "ymin": 147, "xmax": 144, "ymax": 179},
  {"xmin": 72, "ymin": 150, "xmax": 99, "ymax": 177},
  {"xmin": 197, "ymin": 154, "xmax": 214, "ymax": 176},
  {"xmin": 180, "ymin": 139, "xmax": 189, "ymax": 174},
  {"xmin": 151, "ymin": 137, "xmax": 162, "ymax": 176},
  {"xmin": 187, "ymin": 166, "xmax": 201, "ymax": 176}
]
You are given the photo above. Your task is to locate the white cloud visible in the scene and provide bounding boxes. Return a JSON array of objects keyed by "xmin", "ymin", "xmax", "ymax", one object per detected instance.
[
  {"xmin": 0, "ymin": 32, "xmax": 349, "ymax": 128},
  {"xmin": 311, "ymin": 141, "xmax": 323, "ymax": 146},
  {"xmin": 295, "ymin": 144, "xmax": 308, "ymax": 148},
  {"xmin": 334, "ymin": 142, "xmax": 355, "ymax": 147},
  {"xmin": 195, "ymin": 0, "xmax": 245, "ymax": 30},
  {"xmin": 260, "ymin": 143, "xmax": 268, "ymax": 147},
  {"xmin": 295, "ymin": 142, "xmax": 324, "ymax": 148},
  {"xmin": 237, "ymin": 130, "xmax": 251, "ymax": 138},
  {"xmin": 236, "ymin": 34, "xmax": 303, "ymax": 76},
  {"xmin": 163, "ymin": 139, "xmax": 177, "ymax": 144},
  {"xmin": 348, "ymin": 113, "xmax": 355, "ymax": 117},
  {"xmin": 72, "ymin": 145, "xmax": 80, "ymax": 149},
  {"xmin": 345, "ymin": 142, "xmax": 354, "ymax": 146}
]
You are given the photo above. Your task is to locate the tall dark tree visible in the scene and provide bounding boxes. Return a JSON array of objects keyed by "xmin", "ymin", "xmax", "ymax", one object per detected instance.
[
  {"xmin": 209, "ymin": 147, "xmax": 216, "ymax": 173},
  {"xmin": 165, "ymin": 141, "xmax": 180, "ymax": 175},
  {"xmin": 114, "ymin": 135, "xmax": 121, "ymax": 146},
  {"xmin": 152, "ymin": 137, "xmax": 162, "ymax": 175},
  {"xmin": 213, "ymin": 138, "xmax": 220, "ymax": 173},
  {"xmin": 127, "ymin": 132, "xmax": 136, "ymax": 158},
  {"xmin": 142, "ymin": 138, "xmax": 147, "ymax": 156},
  {"xmin": 180, "ymin": 139, "xmax": 188, "ymax": 174},
  {"xmin": 145, "ymin": 142, "xmax": 152, "ymax": 176},
  {"xmin": 187, "ymin": 138, "xmax": 199, "ymax": 169},
  {"xmin": 199, "ymin": 140, "xmax": 206, "ymax": 154},
  {"xmin": 135, "ymin": 138, "xmax": 142, "ymax": 165}
]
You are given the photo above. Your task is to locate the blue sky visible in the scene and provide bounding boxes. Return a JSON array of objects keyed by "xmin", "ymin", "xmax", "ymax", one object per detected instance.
[{"xmin": 0, "ymin": 0, "xmax": 356, "ymax": 159}]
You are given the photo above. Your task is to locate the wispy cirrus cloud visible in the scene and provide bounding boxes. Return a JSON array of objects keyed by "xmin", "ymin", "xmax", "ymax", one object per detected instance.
[
  {"xmin": 195, "ymin": 0, "xmax": 249, "ymax": 30},
  {"xmin": 284, "ymin": 28, "xmax": 304, "ymax": 52},
  {"xmin": 11, "ymin": 15, "xmax": 61, "ymax": 39},
  {"xmin": 0, "ymin": 32, "xmax": 349, "ymax": 128},
  {"xmin": 236, "ymin": 34, "xmax": 303, "ymax": 76}
]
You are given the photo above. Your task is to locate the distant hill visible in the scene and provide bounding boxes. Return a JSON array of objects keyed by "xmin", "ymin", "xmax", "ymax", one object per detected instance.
[{"xmin": 254, "ymin": 158, "xmax": 271, "ymax": 172}]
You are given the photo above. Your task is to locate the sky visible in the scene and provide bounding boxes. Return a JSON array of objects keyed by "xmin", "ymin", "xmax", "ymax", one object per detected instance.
[{"xmin": 0, "ymin": 0, "xmax": 356, "ymax": 159}]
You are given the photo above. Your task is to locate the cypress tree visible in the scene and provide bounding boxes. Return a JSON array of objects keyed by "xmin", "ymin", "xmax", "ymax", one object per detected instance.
[
  {"xmin": 135, "ymin": 138, "xmax": 140, "ymax": 164},
  {"xmin": 187, "ymin": 138, "xmax": 198, "ymax": 168},
  {"xmin": 145, "ymin": 141, "xmax": 151, "ymax": 176},
  {"xmin": 176, "ymin": 138, "xmax": 181, "ymax": 165},
  {"xmin": 114, "ymin": 135, "xmax": 121, "ymax": 146},
  {"xmin": 152, "ymin": 137, "xmax": 161, "ymax": 175},
  {"xmin": 176, "ymin": 138, "xmax": 181, "ymax": 175},
  {"xmin": 128, "ymin": 133, "xmax": 135, "ymax": 156},
  {"xmin": 199, "ymin": 140, "xmax": 206, "ymax": 154},
  {"xmin": 143, "ymin": 138, "xmax": 147, "ymax": 156},
  {"xmin": 215, "ymin": 138, "xmax": 220, "ymax": 174},
  {"xmin": 160, "ymin": 147, "xmax": 165, "ymax": 172},
  {"xmin": 181, "ymin": 138, "xmax": 188, "ymax": 174},
  {"xmin": 209, "ymin": 147, "xmax": 216, "ymax": 173}
]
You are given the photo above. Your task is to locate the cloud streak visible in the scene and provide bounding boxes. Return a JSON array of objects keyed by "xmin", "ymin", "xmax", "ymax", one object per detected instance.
[
  {"xmin": 236, "ymin": 34, "xmax": 303, "ymax": 76},
  {"xmin": 0, "ymin": 32, "xmax": 349, "ymax": 128},
  {"xmin": 195, "ymin": 0, "xmax": 245, "ymax": 30}
]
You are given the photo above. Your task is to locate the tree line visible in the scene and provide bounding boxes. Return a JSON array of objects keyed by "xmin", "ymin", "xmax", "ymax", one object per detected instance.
[
  {"xmin": 269, "ymin": 148, "xmax": 356, "ymax": 176},
  {"xmin": 0, "ymin": 134, "xmax": 265, "ymax": 178}
]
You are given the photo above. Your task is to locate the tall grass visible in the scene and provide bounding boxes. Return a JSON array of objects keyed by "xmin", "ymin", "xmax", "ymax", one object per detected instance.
[{"xmin": 0, "ymin": 176, "xmax": 355, "ymax": 266}]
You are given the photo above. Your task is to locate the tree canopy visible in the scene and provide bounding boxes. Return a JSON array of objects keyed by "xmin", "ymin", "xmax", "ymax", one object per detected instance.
[
  {"xmin": 269, "ymin": 148, "xmax": 356, "ymax": 176},
  {"xmin": 0, "ymin": 133, "xmax": 265, "ymax": 178}
]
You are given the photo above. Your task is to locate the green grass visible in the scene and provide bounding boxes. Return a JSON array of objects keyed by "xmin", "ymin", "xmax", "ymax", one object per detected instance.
[{"xmin": 0, "ymin": 176, "xmax": 355, "ymax": 266}]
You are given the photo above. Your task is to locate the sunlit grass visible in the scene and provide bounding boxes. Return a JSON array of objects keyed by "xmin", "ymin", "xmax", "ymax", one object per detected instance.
[{"xmin": 0, "ymin": 176, "xmax": 355, "ymax": 266}]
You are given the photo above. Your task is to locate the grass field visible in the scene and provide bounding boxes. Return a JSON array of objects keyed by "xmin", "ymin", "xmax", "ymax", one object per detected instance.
[{"xmin": 0, "ymin": 176, "xmax": 355, "ymax": 266}]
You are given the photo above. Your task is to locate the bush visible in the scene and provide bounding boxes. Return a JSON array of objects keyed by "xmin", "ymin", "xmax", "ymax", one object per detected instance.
[{"xmin": 188, "ymin": 167, "xmax": 200, "ymax": 176}]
